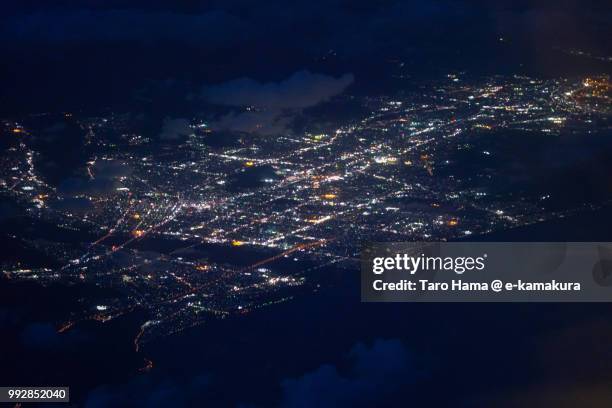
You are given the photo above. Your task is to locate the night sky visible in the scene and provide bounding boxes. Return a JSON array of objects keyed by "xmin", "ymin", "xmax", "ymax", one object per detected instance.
[{"xmin": 1, "ymin": 0, "xmax": 610, "ymax": 115}]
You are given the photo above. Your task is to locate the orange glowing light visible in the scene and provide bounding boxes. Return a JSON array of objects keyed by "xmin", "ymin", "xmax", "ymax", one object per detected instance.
[
  {"xmin": 245, "ymin": 161, "xmax": 255, "ymax": 167},
  {"xmin": 447, "ymin": 219, "xmax": 459, "ymax": 227},
  {"xmin": 322, "ymin": 193, "xmax": 337, "ymax": 200},
  {"xmin": 132, "ymin": 229, "xmax": 145, "ymax": 238},
  {"xmin": 307, "ymin": 216, "xmax": 330, "ymax": 224},
  {"xmin": 12, "ymin": 128, "xmax": 22, "ymax": 134},
  {"xmin": 231, "ymin": 240, "xmax": 245, "ymax": 246},
  {"xmin": 133, "ymin": 213, "xmax": 141, "ymax": 220}
]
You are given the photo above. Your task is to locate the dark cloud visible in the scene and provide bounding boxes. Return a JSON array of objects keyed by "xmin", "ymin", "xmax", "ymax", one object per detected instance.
[
  {"xmin": 280, "ymin": 339, "xmax": 421, "ymax": 408},
  {"xmin": 203, "ymin": 71, "xmax": 353, "ymax": 135},
  {"xmin": 210, "ymin": 110, "xmax": 292, "ymax": 136},
  {"xmin": 93, "ymin": 160, "xmax": 132, "ymax": 179},
  {"xmin": 56, "ymin": 160, "xmax": 131, "ymax": 197},
  {"xmin": 202, "ymin": 70, "xmax": 354, "ymax": 110},
  {"xmin": 85, "ymin": 372, "xmax": 210, "ymax": 408},
  {"xmin": 26, "ymin": 117, "xmax": 88, "ymax": 186},
  {"xmin": 159, "ymin": 117, "xmax": 191, "ymax": 140}
]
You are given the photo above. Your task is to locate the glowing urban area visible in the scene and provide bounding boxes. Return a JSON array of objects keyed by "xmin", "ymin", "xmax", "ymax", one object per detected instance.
[{"xmin": 1, "ymin": 73, "xmax": 610, "ymax": 349}]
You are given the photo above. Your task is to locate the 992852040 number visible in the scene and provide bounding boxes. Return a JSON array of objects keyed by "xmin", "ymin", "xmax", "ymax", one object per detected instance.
[{"xmin": 1, "ymin": 387, "xmax": 69, "ymax": 402}]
